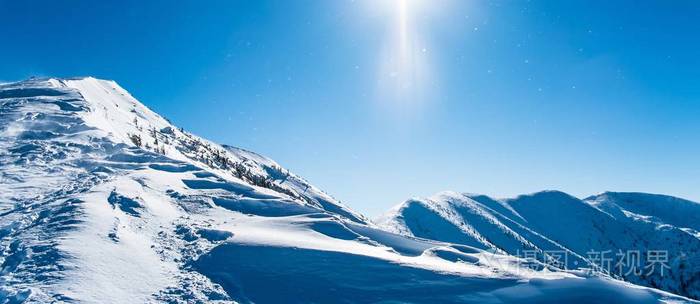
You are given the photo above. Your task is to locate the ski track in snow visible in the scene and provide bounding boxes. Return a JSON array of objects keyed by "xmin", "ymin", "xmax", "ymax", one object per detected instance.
[{"xmin": 0, "ymin": 77, "xmax": 697, "ymax": 303}]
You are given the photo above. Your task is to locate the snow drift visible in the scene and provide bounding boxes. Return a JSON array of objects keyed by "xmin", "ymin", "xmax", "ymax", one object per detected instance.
[
  {"xmin": 0, "ymin": 77, "xmax": 696, "ymax": 303},
  {"xmin": 378, "ymin": 191, "xmax": 700, "ymax": 300}
]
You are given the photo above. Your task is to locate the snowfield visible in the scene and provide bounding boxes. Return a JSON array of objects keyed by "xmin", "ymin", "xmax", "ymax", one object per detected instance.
[
  {"xmin": 378, "ymin": 191, "xmax": 700, "ymax": 301},
  {"xmin": 0, "ymin": 77, "xmax": 697, "ymax": 303}
]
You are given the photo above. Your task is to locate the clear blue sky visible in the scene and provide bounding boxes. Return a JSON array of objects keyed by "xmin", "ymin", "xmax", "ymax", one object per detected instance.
[{"xmin": 2, "ymin": 1, "xmax": 699, "ymax": 216}]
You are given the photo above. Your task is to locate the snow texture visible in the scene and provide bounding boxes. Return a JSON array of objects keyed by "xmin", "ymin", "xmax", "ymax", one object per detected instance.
[
  {"xmin": 378, "ymin": 190, "xmax": 700, "ymax": 301},
  {"xmin": 0, "ymin": 77, "xmax": 696, "ymax": 303}
]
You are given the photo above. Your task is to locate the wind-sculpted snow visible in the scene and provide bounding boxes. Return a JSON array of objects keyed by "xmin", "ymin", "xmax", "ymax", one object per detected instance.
[
  {"xmin": 379, "ymin": 190, "xmax": 700, "ymax": 300},
  {"xmin": 0, "ymin": 77, "xmax": 695, "ymax": 303}
]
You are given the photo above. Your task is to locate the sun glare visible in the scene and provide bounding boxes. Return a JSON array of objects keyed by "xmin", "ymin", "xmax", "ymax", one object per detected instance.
[{"xmin": 375, "ymin": 0, "xmax": 438, "ymax": 110}]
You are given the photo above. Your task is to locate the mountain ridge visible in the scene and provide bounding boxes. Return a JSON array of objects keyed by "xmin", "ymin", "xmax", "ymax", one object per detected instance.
[
  {"xmin": 378, "ymin": 190, "xmax": 700, "ymax": 300},
  {"xmin": 1, "ymin": 76, "xmax": 696, "ymax": 303}
]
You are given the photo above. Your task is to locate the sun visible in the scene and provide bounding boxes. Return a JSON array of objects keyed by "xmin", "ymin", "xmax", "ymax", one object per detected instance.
[
  {"xmin": 375, "ymin": 0, "xmax": 432, "ymax": 105},
  {"xmin": 359, "ymin": 0, "xmax": 447, "ymax": 110}
]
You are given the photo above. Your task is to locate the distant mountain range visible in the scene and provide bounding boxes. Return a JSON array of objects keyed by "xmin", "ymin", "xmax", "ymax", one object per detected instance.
[
  {"xmin": 378, "ymin": 190, "xmax": 700, "ymax": 300},
  {"xmin": 0, "ymin": 77, "xmax": 696, "ymax": 303}
]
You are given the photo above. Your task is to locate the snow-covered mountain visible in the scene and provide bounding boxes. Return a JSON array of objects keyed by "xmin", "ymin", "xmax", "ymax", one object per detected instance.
[
  {"xmin": 378, "ymin": 190, "xmax": 700, "ymax": 300},
  {"xmin": 0, "ymin": 77, "xmax": 696, "ymax": 303}
]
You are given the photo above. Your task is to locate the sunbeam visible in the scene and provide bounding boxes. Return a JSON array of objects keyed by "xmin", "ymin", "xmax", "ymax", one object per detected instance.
[{"xmin": 375, "ymin": 0, "xmax": 438, "ymax": 111}]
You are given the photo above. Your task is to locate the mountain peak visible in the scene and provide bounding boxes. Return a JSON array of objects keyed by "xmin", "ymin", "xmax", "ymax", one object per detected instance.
[
  {"xmin": 513, "ymin": 190, "xmax": 578, "ymax": 201},
  {"xmin": 0, "ymin": 76, "xmax": 367, "ymax": 224},
  {"xmin": 2, "ymin": 77, "xmax": 695, "ymax": 303}
]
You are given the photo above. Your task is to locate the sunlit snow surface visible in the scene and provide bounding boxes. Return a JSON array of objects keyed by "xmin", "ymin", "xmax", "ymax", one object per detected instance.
[
  {"xmin": 378, "ymin": 191, "xmax": 700, "ymax": 301},
  {"xmin": 0, "ymin": 78, "xmax": 695, "ymax": 303}
]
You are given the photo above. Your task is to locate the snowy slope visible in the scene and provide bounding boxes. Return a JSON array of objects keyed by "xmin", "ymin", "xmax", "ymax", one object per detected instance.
[
  {"xmin": 378, "ymin": 191, "xmax": 700, "ymax": 300},
  {"xmin": 0, "ymin": 77, "xmax": 696, "ymax": 303}
]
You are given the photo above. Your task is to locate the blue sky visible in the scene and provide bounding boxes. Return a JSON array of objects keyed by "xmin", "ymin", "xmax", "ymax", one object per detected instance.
[{"xmin": 2, "ymin": 1, "xmax": 699, "ymax": 216}]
